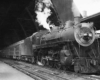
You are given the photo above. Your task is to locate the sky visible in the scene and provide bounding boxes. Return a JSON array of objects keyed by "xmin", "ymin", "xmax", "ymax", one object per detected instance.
[{"xmin": 74, "ymin": 0, "xmax": 100, "ymax": 17}]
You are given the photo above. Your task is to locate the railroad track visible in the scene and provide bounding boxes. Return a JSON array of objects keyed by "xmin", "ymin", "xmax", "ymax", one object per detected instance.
[
  {"xmin": 3, "ymin": 61, "xmax": 51, "ymax": 80},
  {"xmin": 3, "ymin": 60, "xmax": 69, "ymax": 80},
  {"xmin": 2, "ymin": 59, "xmax": 100, "ymax": 80}
]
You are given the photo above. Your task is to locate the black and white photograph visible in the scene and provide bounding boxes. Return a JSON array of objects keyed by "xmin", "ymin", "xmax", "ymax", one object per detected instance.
[{"xmin": 0, "ymin": 0, "xmax": 100, "ymax": 80}]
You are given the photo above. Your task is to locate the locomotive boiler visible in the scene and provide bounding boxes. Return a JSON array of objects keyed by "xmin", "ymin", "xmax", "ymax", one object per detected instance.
[{"xmin": 32, "ymin": 21, "xmax": 100, "ymax": 73}]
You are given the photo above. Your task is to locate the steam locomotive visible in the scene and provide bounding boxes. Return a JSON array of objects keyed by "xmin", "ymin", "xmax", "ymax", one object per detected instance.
[
  {"xmin": 32, "ymin": 21, "xmax": 99, "ymax": 73},
  {"xmin": 1, "ymin": 18, "xmax": 100, "ymax": 73}
]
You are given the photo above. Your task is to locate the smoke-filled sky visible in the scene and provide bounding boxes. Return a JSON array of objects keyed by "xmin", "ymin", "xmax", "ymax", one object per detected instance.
[
  {"xmin": 35, "ymin": 0, "xmax": 100, "ymax": 31},
  {"xmin": 74, "ymin": 0, "xmax": 100, "ymax": 17}
]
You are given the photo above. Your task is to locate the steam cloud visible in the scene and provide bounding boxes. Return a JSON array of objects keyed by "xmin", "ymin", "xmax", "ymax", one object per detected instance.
[{"xmin": 35, "ymin": 0, "xmax": 53, "ymax": 31}]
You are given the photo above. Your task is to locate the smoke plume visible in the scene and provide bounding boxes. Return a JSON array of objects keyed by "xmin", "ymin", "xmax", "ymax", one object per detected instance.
[{"xmin": 35, "ymin": 0, "xmax": 53, "ymax": 31}]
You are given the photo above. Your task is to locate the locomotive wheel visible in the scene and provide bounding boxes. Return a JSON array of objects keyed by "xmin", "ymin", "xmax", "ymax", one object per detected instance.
[
  {"xmin": 74, "ymin": 62, "xmax": 81, "ymax": 73},
  {"xmin": 31, "ymin": 58, "xmax": 34, "ymax": 63},
  {"xmin": 74, "ymin": 62, "xmax": 89, "ymax": 73},
  {"xmin": 80, "ymin": 65, "xmax": 88, "ymax": 73},
  {"xmin": 54, "ymin": 62, "xmax": 61, "ymax": 70},
  {"xmin": 41, "ymin": 57, "xmax": 47, "ymax": 66}
]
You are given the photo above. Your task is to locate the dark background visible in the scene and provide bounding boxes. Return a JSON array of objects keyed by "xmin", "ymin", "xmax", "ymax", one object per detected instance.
[
  {"xmin": 0, "ymin": 0, "xmax": 59, "ymax": 49},
  {"xmin": 0, "ymin": 0, "xmax": 36, "ymax": 49},
  {"xmin": 0, "ymin": 0, "xmax": 100, "ymax": 49}
]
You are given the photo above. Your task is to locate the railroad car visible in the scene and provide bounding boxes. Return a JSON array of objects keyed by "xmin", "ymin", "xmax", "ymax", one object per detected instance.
[
  {"xmin": 1, "ymin": 40, "xmax": 24, "ymax": 59},
  {"xmin": 1, "ymin": 48, "xmax": 10, "ymax": 58},
  {"xmin": 1, "ymin": 38, "xmax": 34, "ymax": 62},
  {"xmin": 20, "ymin": 37, "xmax": 34, "ymax": 62}
]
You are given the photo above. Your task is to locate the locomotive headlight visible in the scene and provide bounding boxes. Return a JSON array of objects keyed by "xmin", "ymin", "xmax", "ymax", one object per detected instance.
[
  {"xmin": 74, "ymin": 23, "xmax": 95, "ymax": 46},
  {"xmin": 81, "ymin": 32, "xmax": 93, "ymax": 43},
  {"xmin": 83, "ymin": 33, "xmax": 92, "ymax": 41}
]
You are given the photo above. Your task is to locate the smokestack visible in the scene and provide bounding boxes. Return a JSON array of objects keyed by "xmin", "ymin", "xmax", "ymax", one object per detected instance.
[
  {"xmin": 74, "ymin": 16, "xmax": 81, "ymax": 25},
  {"xmin": 83, "ymin": 11, "xmax": 87, "ymax": 18}
]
